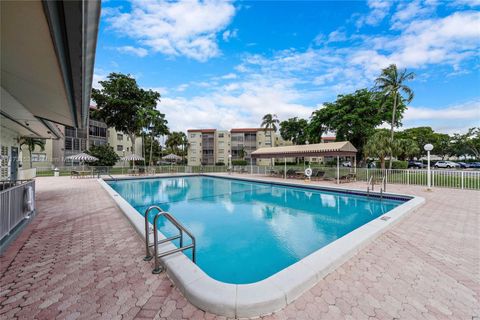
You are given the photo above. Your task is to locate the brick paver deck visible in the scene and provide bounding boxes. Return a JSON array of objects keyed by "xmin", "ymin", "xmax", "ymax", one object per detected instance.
[{"xmin": 1, "ymin": 175, "xmax": 479, "ymax": 319}]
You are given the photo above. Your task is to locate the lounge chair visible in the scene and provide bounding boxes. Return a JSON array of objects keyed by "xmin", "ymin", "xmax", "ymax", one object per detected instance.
[
  {"xmin": 70, "ymin": 170, "xmax": 79, "ymax": 178},
  {"xmin": 312, "ymin": 171, "xmax": 325, "ymax": 181}
]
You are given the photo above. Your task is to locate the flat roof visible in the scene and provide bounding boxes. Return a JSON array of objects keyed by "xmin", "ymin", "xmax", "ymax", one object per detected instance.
[{"xmin": 251, "ymin": 141, "xmax": 357, "ymax": 158}]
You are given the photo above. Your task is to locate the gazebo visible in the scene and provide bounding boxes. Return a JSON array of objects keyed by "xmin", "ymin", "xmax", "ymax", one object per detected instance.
[
  {"xmin": 251, "ymin": 141, "xmax": 358, "ymax": 183},
  {"xmin": 162, "ymin": 153, "xmax": 182, "ymax": 163}
]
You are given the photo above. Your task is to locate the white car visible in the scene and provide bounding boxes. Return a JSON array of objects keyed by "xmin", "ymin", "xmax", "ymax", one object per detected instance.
[{"xmin": 434, "ymin": 161, "xmax": 460, "ymax": 169}]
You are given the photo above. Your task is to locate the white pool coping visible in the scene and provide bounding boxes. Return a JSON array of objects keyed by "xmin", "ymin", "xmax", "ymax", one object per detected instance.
[{"xmin": 98, "ymin": 175, "xmax": 425, "ymax": 318}]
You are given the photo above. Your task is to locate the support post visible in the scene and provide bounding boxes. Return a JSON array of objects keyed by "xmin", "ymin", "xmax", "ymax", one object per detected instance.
[
  {"xmin": 336, "ymin": 155, "xmax": 339, "ymax": 184},
  {"xmin": 427, "ymin": 150, "xmax": 431, "ymax": 190}
]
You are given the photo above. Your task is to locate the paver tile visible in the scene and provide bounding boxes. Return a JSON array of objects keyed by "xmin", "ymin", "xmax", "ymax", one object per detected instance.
[{"xmin": 0, "ymin": 176, "xmax": 478, "ymax": 319}]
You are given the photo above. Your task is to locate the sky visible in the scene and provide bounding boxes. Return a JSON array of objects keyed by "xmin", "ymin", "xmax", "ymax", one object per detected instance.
[{"xmin": 93, "ymin": 0, "xmax": 480, "ymax": 135}]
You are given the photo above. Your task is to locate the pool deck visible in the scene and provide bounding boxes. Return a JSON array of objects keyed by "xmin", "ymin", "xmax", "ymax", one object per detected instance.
[{"xmin": 1, "ymin": 174, "xmax": 479, "ymax": 319}]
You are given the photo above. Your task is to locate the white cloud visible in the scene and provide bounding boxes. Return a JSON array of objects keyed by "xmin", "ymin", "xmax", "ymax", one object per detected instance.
[
  {"xmin": 105, "ymin": 0, "xmax": 236, "ymax": 62},
  {"xmin": 357, "ymin": 0, "xmax": 392, "ymax": 27},
  {"xmin": 222, "ymin": 29, "xmax": 238, "ymax": 42},
  {"xmin": 116, "ymin": 46, "xmax": 148, "ymax": 57},
  {"xmin": 159, "ymin": 77, "xmax": 314, "ymax": 132},
  {"xmin": 403, "ymin": 100, "xmax": 480, "ymax": 134},
  {"xmin": 220, "ymin": 73, "xmax": 237, "ymax": 80}
]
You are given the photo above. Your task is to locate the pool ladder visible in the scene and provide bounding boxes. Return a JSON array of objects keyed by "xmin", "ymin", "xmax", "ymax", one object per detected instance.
[
  {"xmin": 143, "ymin": 205, "xmax": 196, "ymax": 274},
  {"xmin": 367, "ymin": 176, "xmax": 386, "ymax": 199}
]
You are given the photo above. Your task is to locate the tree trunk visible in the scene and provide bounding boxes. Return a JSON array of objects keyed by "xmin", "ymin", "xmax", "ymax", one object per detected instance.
[
  {"xmin": 380, "ymin": 156, "xmax": 385, "ymax": 170},
  {"xmin": 389, "ymin": 92, "xmax": 398, "ymax": 170},
  {"xmin": 128, "ymin": 133, "xmax": 136, "ymax": 154},
  {"xmin": 149, "ymin": 134, "xmax": 154, "ymax": 166}
]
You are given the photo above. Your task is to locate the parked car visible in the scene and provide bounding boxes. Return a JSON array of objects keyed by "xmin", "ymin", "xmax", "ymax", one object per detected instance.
[
  {"xmin": 468, "ymin": 162, "xmax": 480, "ymax": 168},
  {"xmin": 407, "ymin": 160, "xmax": 426, "ymax": 169},
  {"xmin": 342, "ymin": 161, "xmax": 352, "ymax": 167},
  {"xmin": 457, "ymin": 162, "xmax": 470, "ymax": 168},
  {"xmin": 434, "ymin": 161, "xmax": 460, "ymax": 168}
]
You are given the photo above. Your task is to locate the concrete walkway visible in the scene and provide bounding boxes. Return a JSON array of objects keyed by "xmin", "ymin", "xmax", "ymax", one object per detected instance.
[{"xmin": 0, "ymin": 175, "xmax": 478, "ymax": 319}]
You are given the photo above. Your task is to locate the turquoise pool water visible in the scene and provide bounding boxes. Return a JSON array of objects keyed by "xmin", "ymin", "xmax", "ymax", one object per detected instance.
[{"xmin": 108, "ymin": 176, "xmax": 404, "ymax": 284}]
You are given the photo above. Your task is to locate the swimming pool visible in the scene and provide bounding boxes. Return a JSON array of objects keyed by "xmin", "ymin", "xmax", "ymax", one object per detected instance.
[{"xmin": 107, "ymin": 175, "xmax": 405, "ymax": 284}]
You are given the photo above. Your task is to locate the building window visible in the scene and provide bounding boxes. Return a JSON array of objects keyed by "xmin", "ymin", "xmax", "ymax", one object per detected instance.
[
  {"xmin": 31, "ymin": 153, "xmax": 47, "ymax": 162},
  {"xmin": 218, "ymin": 133, "xmax": 224, "ymax": 138},
  {"xmin": 117, "ymin": 145, "xmax": 123, "ymax": 151},
  {"xmin": 117, "ymin": 133, "xmax": 123, "ymax": 141},
  {"xmin": 219, "ymin": 149, "xmax": 224, "ymax": 153},
  {"xmin": 190, "ymin": 133, "xmax": 196, "ymax": 138},
  {"xmin": 73, "ymin": 139, "xmax": 80, "ymax": 151},
  {"xmin": 65, "ymin": 127, "xmax": 76, "ymax": 137},
  {"xmin": 65, "ymin": 138, "xmax": 72, "ymax": 150}
]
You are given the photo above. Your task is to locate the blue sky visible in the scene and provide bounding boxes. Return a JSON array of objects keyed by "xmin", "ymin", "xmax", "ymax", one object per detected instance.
[{"xmin": 93, "ymin": 0, "xmax": 480, "ymax": 134}]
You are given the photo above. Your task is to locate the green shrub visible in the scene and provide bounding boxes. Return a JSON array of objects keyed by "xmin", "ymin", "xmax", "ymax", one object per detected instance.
[
  {"xmin": 374, "ymin": 160, "xmax": 408, "ymax": 169},
  {"xmin": 215, "ymin": 162, "xmax": 225, "ymax": 166},
  {"xmin": 232, "ymin": 160, "xmax": 247, "ymax": 166}
]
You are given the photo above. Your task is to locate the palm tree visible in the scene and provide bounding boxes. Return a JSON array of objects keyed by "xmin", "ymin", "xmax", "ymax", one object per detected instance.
[
  {"xmin": 364, "ymin": 131, "xmax": 393, "ymax": 170},
  {"xmin": 396, "ymin": 138, "xmax": 420, "ymax": 161},
  {"xmin": 145, "ymin": 110, "xmax": 169, "ymax": 166},
  {"xmin": 19, "ymin": 137, "xmax": 46, "ymax": 168},
  {"xmin": 166, "ymin": 132, "xmax": 183, "ymax": 155},
  {"xmin": 375, "ymin": 64, "xmax": 415, "ymax": 169},
  {"xmin": 261, "ymin": 114, "xmax": 279, "ymax": 166}
]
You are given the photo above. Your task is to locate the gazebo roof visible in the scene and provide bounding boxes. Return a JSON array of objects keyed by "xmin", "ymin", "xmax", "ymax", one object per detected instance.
[{"xmin": 251, "ymin": 141, "xmax": 357, "ymax": 158}]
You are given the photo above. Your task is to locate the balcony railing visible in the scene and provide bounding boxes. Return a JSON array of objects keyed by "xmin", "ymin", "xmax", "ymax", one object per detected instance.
[{"xmin": 0, "ymin": 180, "xmax": 35, "ymax": 241}]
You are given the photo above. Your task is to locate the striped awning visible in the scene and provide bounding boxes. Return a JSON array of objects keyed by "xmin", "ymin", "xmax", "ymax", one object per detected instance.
[
  {"xmin": 162, "ymin": 153, "xmax": 182, "ymax": 160},
  {"xmin": 64, "ymin": 152, "xmax": 98, "ymax": 161},
  {"xmin": 121, "ymin": 154, "xmax": 145, "ymax": 161},
  {"xmin": 251, "ymin": 141, "xmax": 357, "ymax": 158}
]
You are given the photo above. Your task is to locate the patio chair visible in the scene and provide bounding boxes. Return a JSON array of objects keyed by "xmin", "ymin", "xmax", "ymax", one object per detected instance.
[
  {"xmin": 312, "ymin": 171, "xmax": 325, "ymax": 181},
  {"xmin": 286, "ymin": 169, "xmax": 296, "ymax": 178},
  {"xmin": 70, "ymin": 170, "xmax": 79, "ymax": 178}
]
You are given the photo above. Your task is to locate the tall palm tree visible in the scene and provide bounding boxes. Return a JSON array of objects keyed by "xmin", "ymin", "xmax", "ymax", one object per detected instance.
[
  {"xmin": 166, "ymin": 132, "xmax": 183, "ymax": 155},
  {"xmin": 19, "ymin": 137, "xmax": 46, "ymax": 168},
  {"xmin": 261, "ymin": 114, "xmax": 279, "ymax": 166},
  {"xmin": 364, "ymin": 131, "xmax": 393, "ymax": 170},
  {"xmin": 145, "ymin": 110, "xmax": 169, "ymax": 166},
  {"xmin": 375, "ymin": 64, "xmax": 415, "ymax": 169}
]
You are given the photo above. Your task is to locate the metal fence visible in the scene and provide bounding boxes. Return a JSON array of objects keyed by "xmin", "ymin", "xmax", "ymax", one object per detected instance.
[
  {"xmin": 0, "ymin": 180, "xmax": 35, "ymax": 241},
  {"xmin": 33, "ymin": 164, "xmax": 480, "ymax": 190}
]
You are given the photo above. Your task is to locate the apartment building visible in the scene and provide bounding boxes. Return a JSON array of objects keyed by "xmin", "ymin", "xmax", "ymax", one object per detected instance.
[
  {"xmin": 186, "ymin": 128, "xmax": 337, "ymax": 167},
  {"xmin": 187, "ymin": 128, "xmax": 276, "ymax": 166},
  {"xmin": 20, "ymin": 109, "xmax": 142, "ymax": 168}
]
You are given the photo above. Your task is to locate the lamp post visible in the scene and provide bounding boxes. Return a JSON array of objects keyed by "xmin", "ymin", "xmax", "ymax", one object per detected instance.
[{"xmin": 424, "ymin": 144, "xmax": 433, "ymax": 190}]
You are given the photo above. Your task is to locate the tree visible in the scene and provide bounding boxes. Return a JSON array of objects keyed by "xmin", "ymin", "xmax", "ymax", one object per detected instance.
[
  {"xmin": 453, "ymin": 127, "xmax": 480, "ymax": 159},
  {"xmin": 395, "ymin": 138, "xmax": 420, "ymax": 160},
  {"xmin": 261, "ymin": 114, "xmax": 280, "ymax": 166},
  {"xmin": 166, "ymin": 132, "xmax": 184, "ymax": 155},
  {"xmin": 375, "ymin": 64, "xmax": 415, "ymax": 169},
  {"xmin": 142, "ymin": 109, "xmax": 169, "ymax": 166},
  {"xmin": 364, "ymin": 130, "xmax": 393, "ymax": 169},
  {"xmin": 280, "ymin": 117, "xmax": 309, "ymax": 145},
  {"xmin": 308, "ymin": 89, "xmax": 404, "ymax": 160},
  {"xmin": 86, "ymin": 145, "xmax": 120, "ymax": 166},
  {"xmin": 19, "ymin": 137, "xmax": 46, "ymax": 168},
  {"xmin": 433, "ymin": 133, "xmax": 453, "ymax": 160},
  {"xmin": 398, "ymin": 127, "xmax": 437, "ymax": 158},
  {"xmin": 143, "ymin": 135, "xmax": 162, "ymax": 165},
  {"xmin": 91, "ymin": 73, "xmax": 161, "ymax": 155}
]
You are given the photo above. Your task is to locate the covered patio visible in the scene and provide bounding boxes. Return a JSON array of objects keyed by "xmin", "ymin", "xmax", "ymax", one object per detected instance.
[{"xmin": 251, "ymin": 141, "xmax": 358, "ymax": 183}]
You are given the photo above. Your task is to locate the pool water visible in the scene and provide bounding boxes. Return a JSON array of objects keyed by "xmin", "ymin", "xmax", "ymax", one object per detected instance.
[{"xmin": 108, "ymin": 176, "xmax": 404, "ymax": 284}]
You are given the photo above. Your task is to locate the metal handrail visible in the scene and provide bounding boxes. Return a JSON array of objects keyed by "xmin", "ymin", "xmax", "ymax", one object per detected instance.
[
  {"xmin": 152, "ymin": 211, "xmax": 196, "ymax": 274},
  {"xmin": 144, "ymin": 206, "xmax": 165, "ymax": 261},
  {"xmin": 367, "ymin": 176, "xmax": 373, "ymax": 196}
]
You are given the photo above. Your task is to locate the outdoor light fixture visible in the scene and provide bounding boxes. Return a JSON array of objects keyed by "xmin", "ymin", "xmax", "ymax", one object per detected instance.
[{"xmin": 424, "ymin": 144, "xmax": 434, "ymax": 190}]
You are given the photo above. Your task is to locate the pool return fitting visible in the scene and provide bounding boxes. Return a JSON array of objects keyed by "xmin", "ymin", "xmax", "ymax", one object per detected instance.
[{"xmin": 144, "ymin": 205, "xmax": 196, "ymax": 274}]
